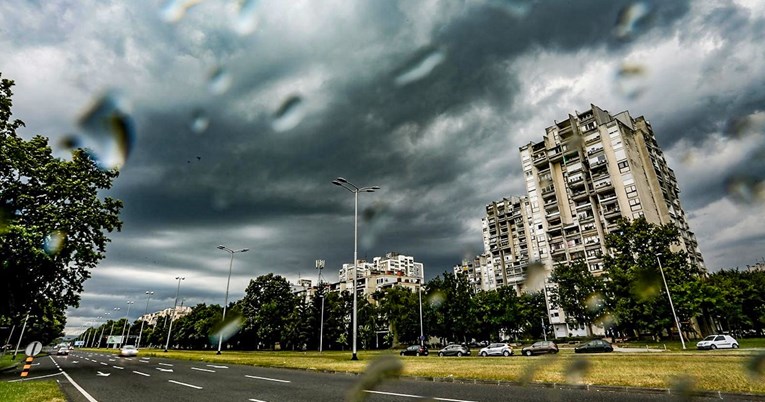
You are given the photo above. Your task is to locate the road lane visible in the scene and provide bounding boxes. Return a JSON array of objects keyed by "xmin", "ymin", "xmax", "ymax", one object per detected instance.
[{"xmin": 6, "ymin": 350, "xmax": 736, "ymax": 402}]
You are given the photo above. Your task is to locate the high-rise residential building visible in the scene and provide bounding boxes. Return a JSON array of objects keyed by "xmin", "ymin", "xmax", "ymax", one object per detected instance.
[
  {"xmin": 453, "ymin": 254, "xmax": 494, "ymax": 291},
  {"xmin": 339, "ymin": 252, "xmax": 424, "ymax": 296},
  {"xmin": 137, "ymin": 306, "xmax": 192, "ymax": 326},
  {"xmin": 461, "ymin": 105, "xmax": 705, "ymax": 337}
]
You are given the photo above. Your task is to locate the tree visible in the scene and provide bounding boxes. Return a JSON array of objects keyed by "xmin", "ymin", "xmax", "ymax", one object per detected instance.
[
  {"xmin": 0, "ymin": 74, "xmax": 123, "ymax": 321},
  {"xmin": 426, "ymin": 273, "xmax": 475, "ymax": 343},
  {"xmin": 172, "ymin": 303, "xmax": 223, "ymax": 349},
  {"xmin": 603, "ymin": 217, "xmax": 703, "ymax": 340},
  {"xmin": 238, "ymin": 273, "xmax": 299, "ymax": 349},
  {"xmin": 549, "ymin": 260, "xmax": 606, "ymax": 336},
  {"xmin": 373, "ymin": 287, "xmax": 419, "ymax": 346}
]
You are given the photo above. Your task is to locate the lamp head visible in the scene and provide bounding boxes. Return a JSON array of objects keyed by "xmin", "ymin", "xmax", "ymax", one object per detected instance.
[
  {"xmin": 240, "ymin": 248, "xmax": 250, "ymax": 253},
  {"xmin": 335, "ymin": 177, "xmax": 348, "ymax": 183},
  {"xmin": 217, "ymin": 245, "xmax": 226, "ymax": 250}
]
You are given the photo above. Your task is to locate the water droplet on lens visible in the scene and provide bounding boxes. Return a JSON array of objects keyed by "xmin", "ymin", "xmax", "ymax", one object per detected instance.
[
  {"xmin": 59, "ymin": 134, "xmax": 83, "ymax": 151},
  {"xmin": 585, "ymin": 292, "xmax": 604, "ymax": 313},
  {"xmin": 234, "ymin": 0, "xmax": 259, "ymax": 35},
  {"xmin": 724, "ymin": 112, "xmax": 765, "ymax": 139},
  {"xmin": 427, "ymin": 291, "xmax": 445, "ymax": 307},
  {"xmin": 485, "ymin": 0, "xmax": 535, "ymax": 18},
  {"xmin": 725, "ymin": 175, "xmax": 765, "ymax": 205},
  {"xmin": 271, "ymin": 95, "xmax": 305, "ymax": 132},
  {"xmin": 525, "ymin": 261, "xmax": 547, "ymax": 292},
  {"xmin": 209, "ymin": 311, "xmax": 244, "ymax": 345},
  {"xmin": 208, "ymin": 66, "xmax": 232, "ymax": 95},
  {"xmin": 394, "ymin": 49, "xmax": 445, "ymax": 87},
  {"xmin": 77, "ymin": 91, "xmax": 135, "ymax": 170},
  {"xmin": 566, "ymin": 358, "xmax": 590, "ymax": 384},
  {"xmin": 614, "ymin": 2, "xmax": 654, "ymax": 41},
  {"xmin": 161, "ymin": 0, "xmax": 203, "ymax": 23},
  {"xmin": 190, "ymin": 109, "xmax": 209, "ymax": 133},
  {"xmin": 669, "ymin": 375, "xmax": 695, "ymax": 401},
  {"xmin": 615, "ymin": 63, "xmax": 649, "ymax": 100},
  {"xmin": 746, "ymin": 352, "xmax": 765, "ymax": 380},
  {"xmin": 632, "ymin": 268, "xmax": 661, "ymax": 301},
  {"xmin": 43, "ymin": 230, "xmax": 66, "ymax": 255}
]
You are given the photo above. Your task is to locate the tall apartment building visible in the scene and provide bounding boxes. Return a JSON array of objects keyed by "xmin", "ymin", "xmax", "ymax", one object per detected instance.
[
  {"xmin": 453, "ymin": 254, "xmax": 494, "ymax": 291},
  {"xmin": 461, "ymin": 105, "xmax": 705, "ymax": 337},
  {"xmin": 138, "ymin": 305, "xmax": 192, "ymax": 326},
  {"xmin": 339, "ymin": 252, "xmax": 424, "ymax": 296}
]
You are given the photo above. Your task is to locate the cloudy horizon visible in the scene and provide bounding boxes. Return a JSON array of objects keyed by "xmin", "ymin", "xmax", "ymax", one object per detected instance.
[{"xmin": 1, "ymin": 0, "xmax": 763, "ymax": 335}]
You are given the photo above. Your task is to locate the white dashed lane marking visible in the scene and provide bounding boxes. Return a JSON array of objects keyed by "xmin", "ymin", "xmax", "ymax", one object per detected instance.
[{"xmin": 168, "ymin": 380, "xmax": 202, "ymax": 390}]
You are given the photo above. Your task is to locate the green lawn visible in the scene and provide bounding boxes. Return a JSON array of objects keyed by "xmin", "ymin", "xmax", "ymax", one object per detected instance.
[
  {"xmin": 103, "ymin": 346, "xmax": 765, "ymax": 395},
  {"xmin": 0, "ymin": 353, "xmax": 19, "ymax": 371},
  {"xmin": 0, "ymin": 381, "xmax": 66, "ymax": 402}
]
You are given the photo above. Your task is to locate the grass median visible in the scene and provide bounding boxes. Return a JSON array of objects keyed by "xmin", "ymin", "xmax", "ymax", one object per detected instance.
[
  {"xmin": 99, "ymin": 346, "xmax": 765, "ymax": 395},
  {"xmin": 0, "ymin": 380, "xmax": 66, "ymax": 402}
]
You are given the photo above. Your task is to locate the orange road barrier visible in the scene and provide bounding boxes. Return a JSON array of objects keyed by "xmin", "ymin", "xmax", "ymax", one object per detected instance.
[{"xmin": 20, "ymin": 356, "xmax": 34, "ymax": 378}]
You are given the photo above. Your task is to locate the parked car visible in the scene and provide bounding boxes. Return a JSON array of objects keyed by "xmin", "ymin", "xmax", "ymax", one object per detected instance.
[
  {"xmin": 479, "ymin": 342, "xmax": 513, "ymax": 357},
  {"xmin": 118, "ymin": 345, "xmax": 139, "ymax": 357},
  {"xmin": 574, "ymin": 339, "xmax": 614, "ymax": 353},
  {"xmin": 696, "ymin": 335, "xmax": 739, "ymax": 350},
  {"xmin": 400, "ymin": 345, "xmax": 429, "ymax": 356},
  {"xmin": 438, "ymin": 344, "xmax": 470, "ymax": 357},
  {"xmin": 56, "ymin": 347, "xmax": 69, "ymax": 356},
  {"xmin": 521, "ymin": 341, "xmax": 559, "ymax": 356}
]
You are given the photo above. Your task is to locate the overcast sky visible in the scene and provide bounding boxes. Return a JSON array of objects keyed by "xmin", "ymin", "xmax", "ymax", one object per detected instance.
[{"xmin": 1, "ymin": 0, "xmax": 764, "ymax": 335}]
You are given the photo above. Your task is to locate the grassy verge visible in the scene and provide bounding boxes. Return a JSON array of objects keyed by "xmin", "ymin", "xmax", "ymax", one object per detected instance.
[
  {"xmin": 0, "ymin": 353, "xmax": 19, "ymax": 371},
  {"xmin": 0, "ymin": 380, "xmax": 66, "ymax": 402},
  {"xmin": 127, "ymin": 348, "xmax": 765, "ymax": 394}
]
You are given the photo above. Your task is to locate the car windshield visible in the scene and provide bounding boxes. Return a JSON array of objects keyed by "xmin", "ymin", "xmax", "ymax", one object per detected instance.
[{"xmin": 703, "ymin": 336, "xmax": 716, "ymax": 341}]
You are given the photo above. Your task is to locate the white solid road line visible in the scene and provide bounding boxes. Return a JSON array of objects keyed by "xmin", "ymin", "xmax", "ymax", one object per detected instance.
[
  {"xmin": 112, "ymin": 366, "xmax": 124, "ymax": 370},
  {"xmin": 363, "ymin": 390, "xmax": 477, "ymax": 402},
  {"xmin": 244, "ymin": 375, "xmax": 291, "ymax": 383},
  {"xmin": 133, "ymin": 371, "xmax": 151, "ymax": 377},
  {"xmin": 8, "ymin": 372, "xmax": 63, "ymax": 382},
  {"xmin": 248, "ymin": 399, "xmax": 268, "ymax": 402},
  {"xmin": 168, "ymin": 380, "xmax": 203, "ymax": 390},
  {"xmin": 48, "ymin": 356, "xmax": 99, "ymax": 402},
  {"xmin": 191, "ymin": 367, "xmax": 216, "ymax": 372},
  {"xmin": 158, "ymin": 362, "xmax": 173, "ymax": 366}
]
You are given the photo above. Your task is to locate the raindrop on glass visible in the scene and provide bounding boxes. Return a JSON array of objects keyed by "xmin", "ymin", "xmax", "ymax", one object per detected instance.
[
  {"xmin": 394, "ymin": 49, "xmax": 445, "ymax": 87},
  {"xmin": 746, "ymin": 352, "xmax": 765, "ymax": 380},
  {"xmin": 43, "ymin": 230, "xmax": 66, "ymax": 255},
  {"xmin": 565, "ymin": 358, "xmax": 590, "ymax": 384},
  {"xmin": 190, "ymin": 109, "xmax": 209, "ymax": 133},
  {"xmin": 271, "ymin": 95, "xmax": 305, "ymax": 132},
  {"xmin": 209, "ymin": 311, "xmax": 244, "ymax": 344},
  {"xmin": 208, "ymin": 66, "xmax": 232, "ymax": 95},
  {"xmin": 585, "ymin": 292, "xmax": 604, "ymax": 313},
  {"xmin": 77, "ymin": 91, "xmax": 135, "ymax": 171},
  {"xmin": 58, "ymin": 134, "xmax": 83, "ymax": 151},
  {"xmin": 160, "ymin": 0, "xmax": 203, "ymax": 23},
  {"xmin": 725, "ymin": 175, "xmax": 765, "ymax": 205},
  {"xmin": 234, "ymin": 0, "xmax": 259, "ymax": 35},
  {"xmin": 724, "ymin": 112, "xmax": 765, "ymax": 139},
  {"xmin": 485, "ymin": 0, "xmax": 535, "ymax": 18},
  {"xmin": 427, "ymin": 291, "xmax": 445, "ymax": 307},
  {"xmin": 615, "ymin": 63, "xmax": 649, "ymax": 100},
  {"xmin": 524, "ymin": 261, "xmax": 547, "ymax": 292},
  {"xmin": 614, "ymin": 2, "xmax": 654, "ymax": 41}
]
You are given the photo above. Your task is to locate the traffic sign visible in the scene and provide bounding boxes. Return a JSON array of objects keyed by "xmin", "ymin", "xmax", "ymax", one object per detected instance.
[{"xmin": 24, "ymin": 341, "xmax": 43, "ymax": 357}]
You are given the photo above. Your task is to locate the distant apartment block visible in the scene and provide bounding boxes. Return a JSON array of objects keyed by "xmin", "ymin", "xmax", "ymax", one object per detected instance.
[
  {"xmin": 339, "ymin": 252, "xmax": 424, "ymax": 296},
  {"xmin": 461, "ymin": 104, "xmax": 706, "ymax": 337},
  {"xmin": 138, "ymin": 306, "xmax": 192, "ymax": 326}
]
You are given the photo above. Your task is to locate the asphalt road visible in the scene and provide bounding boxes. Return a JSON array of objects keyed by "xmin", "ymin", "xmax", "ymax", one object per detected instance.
[{"xmin": 3, "ymin": 350, "xmax": 755, "ymax": 402}]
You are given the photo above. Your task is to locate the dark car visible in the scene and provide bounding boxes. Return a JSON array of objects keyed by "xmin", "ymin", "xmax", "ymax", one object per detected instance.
[
  {"xmin": 438, "ymin": 344, "xmax": 470, "ymax": 357},
  {"xmin": 521, "ymin": 341, "xmax": 559, "ymax": 356},
  {"xmin": 574, "ymin": 339, "xmax": 614, "ymax": 353},
  {"xmin": 400, "ymin": 344, "xmax": 429, "ymax": 356}
]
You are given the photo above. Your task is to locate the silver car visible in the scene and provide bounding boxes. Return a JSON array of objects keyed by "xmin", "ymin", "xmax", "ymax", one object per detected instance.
[{"xmin": 479, "ymin": 342, "xmax": 513, "ymax": 357}]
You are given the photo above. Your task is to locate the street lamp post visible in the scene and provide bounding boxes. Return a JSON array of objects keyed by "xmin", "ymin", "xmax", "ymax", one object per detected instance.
[
  {"xmin": 137, "ymin": 291, "xmax": 154, "ymax": 349},
  {"xmin": 216, "ymin": 245, "xmax": 249, "ymax": 355},
  {"xmin": 316, "ymin": 259, "xmax": 325, "ymax": 353},
  {"xmin": 165, "ymin": 276, "xmax": 185, "ymax": 352},
  {"xmin": 657, "ymin": 254, "xmax": 686, "ymax": 350},
  {"xmin": 332, "ymin": 177, "xmax": 379, "ymax": 361},
  {"xmin": 120, "ymin": 301, "xmax": 134, "ymax": 347},
  {"xmin": 91, "ymin": 316, "xmax": 102, "ymax": 347},
  {"xmin": 418, "ymin": 276, "xmax": 424, "ymax": 347},
  {"xmin": 98, "ymin": 312, "xmax": 110, "ymax": 348},
  {"xmin": 108, "ymin": 308, "xmax": 120, "ymax": 349}
]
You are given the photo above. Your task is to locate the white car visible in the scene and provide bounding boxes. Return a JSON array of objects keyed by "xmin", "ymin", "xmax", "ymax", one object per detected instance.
[
  {"xmin": 479, "ymin": 342, "xmax": 513, "ymax": 357},
  {"xmin": 696, "ymin": 334, "xmax": 739, "ymax": 350},
  {"xmin": 119, "ymin": 345, "xmax": 139, "ymax": 357}
]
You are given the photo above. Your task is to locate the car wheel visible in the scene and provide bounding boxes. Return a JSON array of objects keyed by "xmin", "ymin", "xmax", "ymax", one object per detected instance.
[
  {"xmin": 457, "ymin": 352, "xmax": 463, "ymax": 357},
  {"xmin": 733, "ymin": 344, "xmax": 739, "ymax": 349},
  {"xmin": 424, "ymin": 352, "xmax": 428, "ymax": 356},
  {"xmin": 480, "ymin": 352, "xmax": 487, "ymax": 357},
  {"xmin": 711, "ymin": 345, "xmax": 717, "ymax": 350},
  {"xmin": 524, "ymin": 350, "xmax": 532, "ymax": 356},
  {"xmin": 503, "ymin": 351, "xmax": 510, "ymax": 357},
  {"xmin": 438, "ymin": 352, "xmax": 444, "ymax": 357},
  {"xmin": 416, "ymin": 352, "xmax": 420, "ymax": 356}
]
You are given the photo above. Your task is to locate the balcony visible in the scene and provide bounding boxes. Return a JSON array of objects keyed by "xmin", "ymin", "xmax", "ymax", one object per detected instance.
[
  {"xmin": 584, "ymin": 132, "xmax": 601, "ymax": 144},
  {"xmin": 571, "ymin": 189, "xmax": 589, "ymax": 201},
  {"xmin": 594, "ymin": 180, "xmax": 613, "ymax": 193},
  {"xmin": 541, "ymin": 185, "xmax": 556, "ymax": 197},
  {"xmin": 603, "ymin": 208, "xmax": 621, "ymax": 219}
]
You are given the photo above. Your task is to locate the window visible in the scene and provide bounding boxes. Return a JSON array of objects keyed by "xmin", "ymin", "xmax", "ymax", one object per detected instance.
[
  {"xmin": 625, "ymin": 184, "xmax": 637, "ymax": 195},
  {"xmin": 618, "ymin": 161, "xmax": 630, "ymax": 173},
  {"xmin": 632, "ymin": 211, "xmax": 644, "ymax": 219}
]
